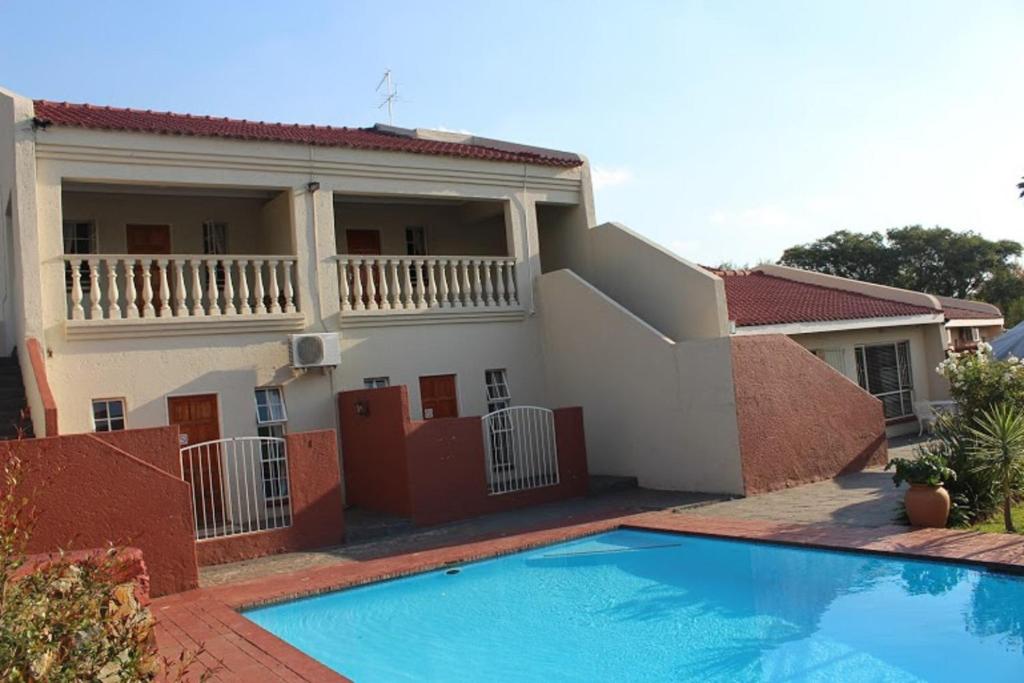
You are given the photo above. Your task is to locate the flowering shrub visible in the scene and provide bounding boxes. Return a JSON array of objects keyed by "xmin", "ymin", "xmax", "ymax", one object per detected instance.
[{"xmin": 935, "ymin": 342, "xmax": 1024, "ymax": 421}]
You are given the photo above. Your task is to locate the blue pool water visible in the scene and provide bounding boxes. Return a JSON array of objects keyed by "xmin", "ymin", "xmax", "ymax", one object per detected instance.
[{"xmin": 245, "ymin": 529, "xmax": 1024, "ymax": 682}]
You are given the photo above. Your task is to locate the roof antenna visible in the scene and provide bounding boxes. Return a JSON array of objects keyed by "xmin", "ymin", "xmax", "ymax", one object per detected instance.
[{"xmin": 376, "ymin": 69, "xmax": 398, "ymax": 126}]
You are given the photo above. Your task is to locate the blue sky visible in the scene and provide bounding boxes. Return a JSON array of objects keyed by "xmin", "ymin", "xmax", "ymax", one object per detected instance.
[{"xmin": 2, "ymin": 1, "xmax": 1023, "ymax": 266}]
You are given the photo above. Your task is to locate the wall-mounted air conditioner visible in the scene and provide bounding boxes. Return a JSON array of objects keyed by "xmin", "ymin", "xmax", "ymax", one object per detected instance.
[{"xmin": 289, "ymin": 333, "xmax": 341, "ymax": 369}]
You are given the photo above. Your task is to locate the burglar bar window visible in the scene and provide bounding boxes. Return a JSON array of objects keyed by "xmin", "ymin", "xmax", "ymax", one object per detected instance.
[{"xmin": 854, "ymin": 341, "xmax": 913, "ymax": 420}]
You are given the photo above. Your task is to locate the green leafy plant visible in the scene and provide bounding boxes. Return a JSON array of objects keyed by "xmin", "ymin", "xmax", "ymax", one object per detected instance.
[
  {"xmin": 0, "ymin": 451, "xmax": 209, "ymax": 681},
  {"xmin": 968, "ymin": 404, "xmax": 1024, "ymax": 533},
  {"xmin": 886, "ymin": 452, "xmax": 956, "ymax": 488},
  {"xmin": 935, "ymin": 344, "xmax": 1024, "ymax": 422},
  {"xmin": 919, "ymin": 414, "xmax": 1001, "ymax": 527}
]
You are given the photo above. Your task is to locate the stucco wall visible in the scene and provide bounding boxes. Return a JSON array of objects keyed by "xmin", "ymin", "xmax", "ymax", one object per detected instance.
[
  {"xmin": 337, "ymin": 385, "xmax": 588, "ymax": 526},
  {"xmin": 61, "ymin": 190, "xmax": 290, "ymax": 255},
  {"xmin": 587, "ymin": 223, "xmax": 730, "ymax": 341},
  {"xmin": 95, "ymin": 424, "xmax": 181, "ymax": 476},
  {"xmin": 537, "ymin": 269, "xmax": 745, "ymax": 495},
  {"xmin": 730, "ymin": 335, "xmax": 888, "ymax": 493},
  {"xmin": 195, "ymin": 430, "xmax": 345, "ymax": 566},
  {"xmin": 4, "ymin": 431, "xmax": 199, "ymax": 596},
  {"xmin": 335, "ymin": 200, "xmax": 509, "ymax": 256}
]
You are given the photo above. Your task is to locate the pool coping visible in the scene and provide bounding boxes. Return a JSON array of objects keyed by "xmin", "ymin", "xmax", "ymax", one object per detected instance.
[{"xmin": 152, "ymin": 512, "xmax": 1024, "ymax": 681}]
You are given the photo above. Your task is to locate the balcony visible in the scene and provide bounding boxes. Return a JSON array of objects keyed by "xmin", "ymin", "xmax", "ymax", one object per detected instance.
[
  {"xmin": 60, "ymin": 183, "xmax": 303, "ymax": 339},
  {"xmin": 333, "ymin": 195, "xmax": 524, "ymax": 326}
]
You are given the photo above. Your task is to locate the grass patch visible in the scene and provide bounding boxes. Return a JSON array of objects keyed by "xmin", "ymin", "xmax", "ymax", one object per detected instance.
[{"xmin": 972, "ymin": 502, "xmax": 1024, "ymax": 534}]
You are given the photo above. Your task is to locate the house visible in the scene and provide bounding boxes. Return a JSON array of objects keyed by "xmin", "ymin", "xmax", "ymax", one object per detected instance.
[
  {"xmin": 0, "ymin": 85, "xmax": 891, "ymax": 582},
  {"xmin": 714, "ymin": 264, "xmax": 1004, "ymax": 434}
]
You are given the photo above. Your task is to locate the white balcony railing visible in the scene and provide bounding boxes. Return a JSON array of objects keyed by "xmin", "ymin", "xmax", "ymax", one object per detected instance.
[
  {"xmin": 336, "ymin": 255, "xmax": 518, "ymax": 312},
  {"xmin": 65, "ymin": 255, "xmax": 299, "ymax": 321}
]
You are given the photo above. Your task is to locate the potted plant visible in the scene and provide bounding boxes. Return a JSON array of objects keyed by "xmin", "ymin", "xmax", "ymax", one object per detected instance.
[{"xmin": 886, "ymin": 453, "xmax": 957, "ymax": 528}]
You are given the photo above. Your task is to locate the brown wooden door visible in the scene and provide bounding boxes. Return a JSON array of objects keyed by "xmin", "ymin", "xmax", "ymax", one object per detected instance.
[
  {"xmin": 127, "ymin": 224, "xmax": 171, "ymax": 316},
  {"xmin": 169, "ymin": 394, "xmax": 222, "ymax": 532},
  {"xmin": 346, "ymin": 230, "xmax": 382, "ymax": 307},
  {"xmin": 419, "ymin": 374, "xmax": 459, "ymax": 419}
]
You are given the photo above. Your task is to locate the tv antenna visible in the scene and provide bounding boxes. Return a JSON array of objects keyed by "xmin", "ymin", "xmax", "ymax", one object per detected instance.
[{"xmin": 377, "ymin": 69, "xmax": 398, "ymax": 125}]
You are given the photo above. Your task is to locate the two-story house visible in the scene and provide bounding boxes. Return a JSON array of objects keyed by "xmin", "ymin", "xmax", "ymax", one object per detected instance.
[{"xmin": 0, "ymin": 85, "xmax": 892, "ymax": 515}]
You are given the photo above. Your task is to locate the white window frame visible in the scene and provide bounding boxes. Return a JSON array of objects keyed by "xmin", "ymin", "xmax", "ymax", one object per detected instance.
[
  {"xmin": 854, "ymin": 340, "xmax": 914, "ymax": 420},
  {"xmin": 363, "ymin": 377, "xmax": 391, "ymax": 389},
  {"xmin": 202, "ymin": 221, "xmax": 228, "ymax": 255},
  {"xmin": 91, "ymin": 398, "xmax": 126, "ymax": 432},
  {"xmin": 485, "ymin": 369, "xmax": 511, "ymax": 413},
  {"xmin": 253, "ymin": 387, "xmax": 288, "ymax": 504},
  {"xmin": 63, "ymin": 220, "xmax": 97, "ymax": 293}
]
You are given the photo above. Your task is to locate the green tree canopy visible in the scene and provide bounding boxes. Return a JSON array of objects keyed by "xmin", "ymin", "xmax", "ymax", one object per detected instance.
[{"xmin": 779, "ymin": 226, "xmax": 1022, "ymax": 300}]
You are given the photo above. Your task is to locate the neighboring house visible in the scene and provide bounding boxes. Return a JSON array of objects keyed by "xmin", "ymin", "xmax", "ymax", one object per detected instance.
[
  {"xmin": 714, "ymin": 264, "xmax": 1004, "ymax": 435},
  {"xmin": 0, "ymin": 85, "xmax": 890, "ymax": 518}
]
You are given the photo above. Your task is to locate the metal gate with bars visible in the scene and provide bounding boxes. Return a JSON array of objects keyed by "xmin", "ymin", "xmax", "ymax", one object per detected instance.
[
  {"xmin": 179, "ymin": 436, "xmax": 292, "ymax": 540},
  {"xmin": 482, "ymin": 406, "xmax": 559, "ymax": 495}
]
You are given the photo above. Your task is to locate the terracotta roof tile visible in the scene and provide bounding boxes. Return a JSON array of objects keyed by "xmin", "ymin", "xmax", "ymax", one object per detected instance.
[
  {"xmin": 716, "ymin": 271, "xmax": 940, "ymax": 327},
  {"xmin": 32, "ymin": 100, "xmax": 582, "ymax": 168}
]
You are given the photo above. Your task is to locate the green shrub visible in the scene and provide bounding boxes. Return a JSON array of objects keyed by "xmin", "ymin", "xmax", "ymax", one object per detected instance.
[
  {"xmin": 917, "ymin": 415, "xmax": 1002, "ymax": 526},
  {"xmin": 0, "ymin": 454, "xmax": 207, "ymax": 681},
  {"xmin": 886, "ymin": 452, "xmax": 956, "ymax": 487},
  {"xmin": 936, "ymin": 343, "xmax": 1024, "ymax": 422}
]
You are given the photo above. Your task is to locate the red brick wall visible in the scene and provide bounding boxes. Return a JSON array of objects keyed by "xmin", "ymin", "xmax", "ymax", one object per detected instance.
[
  {"xmin": 730, "ymin": 335, "xmax": 888, "ymax": 494},
  {"xmin": 3, "ymin": 432, "xmax": 198, "ymax": 597},
  {"xmin": 195, "ymin": 430, "xmax": 345, "ymax": 566},
  {"xmin": 338, "ymin": 386, "xmax": 589, "ymax": 526}
]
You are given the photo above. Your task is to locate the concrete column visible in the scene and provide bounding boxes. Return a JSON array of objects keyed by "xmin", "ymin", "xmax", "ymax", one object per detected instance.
[
  {"xmin": 506, "ymin": 190, "xmax": 540, "ymax": 314},
  {"xmin": 293, "ymin": 183, "xmax": 339, "ymax": 330}
]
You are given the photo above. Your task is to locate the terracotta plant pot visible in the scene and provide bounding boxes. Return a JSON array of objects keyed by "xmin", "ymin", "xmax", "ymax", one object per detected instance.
[{"xmin": 904, "ymin": 484, "xmax": 951, "ymax": 528}]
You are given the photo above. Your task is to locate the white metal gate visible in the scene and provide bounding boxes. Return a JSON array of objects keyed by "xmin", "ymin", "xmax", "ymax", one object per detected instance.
[
  {"xmin": 482, "ymin": 406, "xmax": 559, "ymax": 495},
  {"xmin": 180, "ymin": 436, "xmax": 291, "ymax": 540}
]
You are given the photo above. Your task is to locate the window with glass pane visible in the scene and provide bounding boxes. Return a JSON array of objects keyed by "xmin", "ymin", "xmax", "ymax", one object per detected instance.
[
  {"xmin": 254, "ymin": 387, "xmax": 287, "ymax": 424},
  {"xmin": 854, "ymin": 341, "xmax": 913, "ymax": 419},
  {"xmin": 253, "ymin": 388, "xmax": 288, "ymax": 504},
  {"xmin": 364, "ymin": 377, "xmax": 390, "ymax": 389},
  {"xmin": 92, "ymin": 399, "xmax": 125, "ymax": 432},
  {"xmin": 63, "ymin": 221, "xmax": 96, "ymax": 292},
  {"xmin": 484, "ymin": 370, "xmax": 512, "ymax": 466},
  {"xmin": 485, "ymin": 369, "xmax": 511, "ymax": 412}
]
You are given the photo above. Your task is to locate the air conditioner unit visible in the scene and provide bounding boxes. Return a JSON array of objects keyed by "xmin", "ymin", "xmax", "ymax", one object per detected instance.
[{"xmin": 289, "ymin": 333, "xmax": 341, "ymax": 369}]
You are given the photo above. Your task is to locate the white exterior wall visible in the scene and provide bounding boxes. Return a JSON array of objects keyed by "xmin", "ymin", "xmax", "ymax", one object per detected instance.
[
  {"xmin": 538, "ymin": 269, "xmax": 745, "ymax": 495},
  {"xmin": 17, "ymin": 117, "xmax": 581, "ymax": 439}
]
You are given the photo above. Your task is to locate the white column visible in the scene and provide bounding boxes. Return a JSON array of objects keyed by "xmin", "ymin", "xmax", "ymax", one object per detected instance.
[
  {"xmin": 414, "ymin": 261, "xmax": 427, "ymax": 309},
  {"xmin": 253, "ymin": 260, "xmax": 266, "ymax": 315},
  {"xmin": 401, "ymin": 258, "xmax": 414, "ymax": 309},
  {"xmin": 338, "ymin": 259, "xmax": 351, "ymax": 312},
  {"xmin": 190, "ymin": 260, "xmax": 204, "ymax": 316},
  {"xmin": 125, "ymin": 259, "xmax": 140, "ymax": 319},
  {"xmin": 237, "ymin": 260, "xmax": 251, "ymax": 315},
  {"xmin": 173, "ymin": 260, "xmax": 187, "ymax": 317},
  {"xmin": 157, "ymin": 259, "xmax": 170, "ymax": 317},
  {"xmin": 268, "ymin": 260, "xmax": 282, "ymax": 314},
  {"xmin": 377, "ymin": 259, "xmax": 390, "ymax": 310},
  {"xmin": 425, "ymin": 259, "xmax": 438, "ymax": 308},
  {"xmin": 141, "ymin": 260, "xmax": 155, "ymax": 318},
  {"xmin": 352, "ymin": 258, "xmax": 365, "ymax": 311},
  {"xmin": 282, "ymin": 260, "xmax": 296, "ymax": 313},
  {"xmin": 223, "ymin": 259, "xmax": 237, "ymax": 315},
  {"xmin": 70, "ymin": 258, "xmax": 84, "ymax": 320},
  {"xmin": 482, "ymin": 259, "xmax": 495, "ymax": 306},
  {"xmin": 364, "ymin": 258, "xmax": 378, "ymax": 311},
  {"xmin": 88, "ymin": 259, "xmax": 102, "ymax": 319},
  {"xmin": 449, "ymin": 260, "xmax": 462, "ymax": 308},
  {"xmin": 471, "ymin": 260, "xmax": 483, "ymax": 307},
  {"xmin": 205, "ymin": 259, "xmax": 221, "ymax": 316},
  {"xmin": 107, "ymin": 258, "xmax": 123, "ymax": 319}
]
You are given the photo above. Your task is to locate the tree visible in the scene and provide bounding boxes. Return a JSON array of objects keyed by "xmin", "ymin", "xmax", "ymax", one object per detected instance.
[
  {"xmin": 779, "ymin": 226, "xmax": 1023, "ymax": 300},
  {"xmin": 977, "ymin": 265, "xmax": 1024, "ymax": 328},
  {"xmin": 968, "ymin": 404, "xmax": 1024, "ymax": 533}
]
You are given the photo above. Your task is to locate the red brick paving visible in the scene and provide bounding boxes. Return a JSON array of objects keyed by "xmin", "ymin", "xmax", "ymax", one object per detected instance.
[{"xmin": 153, "ymin": 512, "xmax": 1024, "ymax": 681}]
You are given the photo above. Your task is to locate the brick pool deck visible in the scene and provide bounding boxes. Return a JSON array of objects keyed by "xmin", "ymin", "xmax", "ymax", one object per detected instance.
[{"xmin": 154, "ymin": 509, "xmax": 1024, "ymax": 682}]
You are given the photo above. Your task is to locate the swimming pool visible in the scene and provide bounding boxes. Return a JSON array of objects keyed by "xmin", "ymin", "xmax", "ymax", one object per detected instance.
[{"xmin": 245, "ymin": 529, "xmax": 1024, "ymax": 681}]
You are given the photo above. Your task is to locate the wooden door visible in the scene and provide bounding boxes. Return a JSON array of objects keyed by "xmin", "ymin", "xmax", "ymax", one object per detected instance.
[
  {"xmin": 346, "ymin": 230, "xmax": 382, "ymax": 306},
  {"xmin": 419, "ymin": 374, "xmax": 459, "ymax": 419},
  {"xmin": 169, "ymin": 394, "xmax": 222, "ymax": 531},
  {"xmin": 127, "ymin": 224, "xmax": 171, "ymax": 315}
]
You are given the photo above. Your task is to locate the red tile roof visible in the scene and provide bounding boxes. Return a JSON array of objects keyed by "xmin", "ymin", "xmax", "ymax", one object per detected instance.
[
  {"xmin": 32, "ymin": 100, "xmax": 582, "ymax": 168},
  {"xmin": 714, "ymin": 270, "xmax": 940, "ymax": 327},
  {"xmin": 942, "ymin": 304, "xmax": 1001, "ymax": 321}
]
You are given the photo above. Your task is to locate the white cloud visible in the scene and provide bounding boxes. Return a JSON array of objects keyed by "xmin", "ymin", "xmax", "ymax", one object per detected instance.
[{"xmin": 591, "ymin": 166, "xmax": 634, "ymax": 190}]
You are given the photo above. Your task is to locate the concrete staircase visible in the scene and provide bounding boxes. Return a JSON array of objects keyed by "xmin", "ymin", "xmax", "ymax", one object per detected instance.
[{"xmin": 0, "ymin": 353, "xmax": 32, "ymax": 440}]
